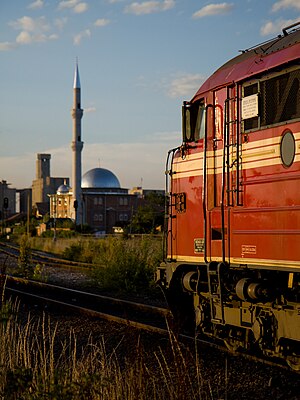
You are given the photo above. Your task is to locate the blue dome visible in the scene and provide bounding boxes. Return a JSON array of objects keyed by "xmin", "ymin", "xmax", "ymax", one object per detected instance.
[
  {"xmin": 82, "ymin": 168, "xmax": 121, "ymax": 189},
  {"xmin": 57, "ymin": 183, "xmax": 70, "ymax": 194}
]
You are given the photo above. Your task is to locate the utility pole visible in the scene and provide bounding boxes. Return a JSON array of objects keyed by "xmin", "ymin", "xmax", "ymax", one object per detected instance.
[{"xmin": 27, "ymin": 191, "xmax": 30, "ymax": 237}]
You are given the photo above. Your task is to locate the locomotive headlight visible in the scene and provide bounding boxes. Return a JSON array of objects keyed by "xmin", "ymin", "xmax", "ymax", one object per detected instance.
[{"xmin": 280, "ymin": 130, "xmax": 295, "ymax": 167}]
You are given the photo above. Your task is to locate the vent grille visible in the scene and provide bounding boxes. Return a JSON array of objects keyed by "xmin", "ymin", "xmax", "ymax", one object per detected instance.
[{"xmin": 261, "ymin": 70, "xmax": 300, "ymax": 126}]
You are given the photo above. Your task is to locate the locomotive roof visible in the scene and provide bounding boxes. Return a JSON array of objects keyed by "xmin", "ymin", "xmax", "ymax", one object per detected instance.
[{"xmin": 192, "ymin": 24, "xmax": 300, "ymax": 102}]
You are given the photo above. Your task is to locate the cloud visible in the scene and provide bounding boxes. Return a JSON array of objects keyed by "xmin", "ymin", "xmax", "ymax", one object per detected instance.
[
  {"xmin": 6, "ymin": 16, "xmax": 58, "ymax": 47},
  {"xmin": 74, "ymin": 2, "xmax": 89, "ymax": 13},
  {"xmin": 0, "ymin": 42, "xmax": 17, "ymax": 51},
  {"xmin": 73, "ymin": 29, "xmax": 91, "ymax": 45},
  {"xmin": 272, "ymin": 0, "xmax": 300, "ymax": 12},
  {"xmin": 54, "ymin": 17, "xmax": 68, "ymax": 30},
  {"xmin": 28, "ymin": 0, "xmax": 44, "ymax": 9},
  {"xmin": 167, "ymin": 73, "xmax": 205, "ymax": 98},
  {"xmin": 192, "ymin": 2, "xmax": 234, "ymax": 19},
  {"xmin": 124, "ymin": 0, "xmax": 175, "ymax": 15},
  {"xmin": 58, "ymin": 0, "xmax": 78, "ymax": 10},
  {"xmin": 16, "ymin": 31, "xmax": 58, "ymax": 44},
  {"xmin": 58, "ymin": 0, "xmax": 88, "ymax": 13},
  {"xmin": 260, "ymin": 18, "xmax": 300, "ymax": 36},
  {"xmin": 16, "ymin": 31, "xmax": 32, "ymax": 44},
  {"xmin": 85, "ymin": 106, "xmax": 97, "ymax": 113},
  {"xmin": 94, "ymin": 18, "xmax": 111, "ymax": 27},
  {"xmin": 9, "ymin": 16, "xmax": 50, "ymax": 32}
]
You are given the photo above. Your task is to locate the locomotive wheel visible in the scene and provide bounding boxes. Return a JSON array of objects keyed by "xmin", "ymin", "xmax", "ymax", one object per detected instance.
[{"xmin": 286, "ymin": 355, "xmax": 300, "ymax": 371}]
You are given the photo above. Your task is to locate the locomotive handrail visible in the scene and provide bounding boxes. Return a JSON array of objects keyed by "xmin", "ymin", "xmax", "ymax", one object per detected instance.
[
  {"xmin": 282, "ymin": 21, "xmax": 300, "ymax": 36},
  {"xmin": 203, "ymin": 104, "xmax": 215, "ymax": 264},
  {"xmin": 222, "ymin": 99, "xmax": 229, "ymax": 263},
  {"xmin": 163, "ymin": 146, "xmax": 180, "ymax": 262}
]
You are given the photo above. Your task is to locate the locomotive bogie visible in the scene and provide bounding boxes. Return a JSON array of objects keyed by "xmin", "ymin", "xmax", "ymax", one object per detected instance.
[{"xmin": 158, "ymin": 260, "xmax": 300, "ymax": 365}]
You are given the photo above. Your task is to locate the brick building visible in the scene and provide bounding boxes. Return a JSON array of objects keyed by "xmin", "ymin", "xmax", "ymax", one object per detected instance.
[{"xmin": 81, "ymin": 167, "xmax": 138, "ymax": 234}]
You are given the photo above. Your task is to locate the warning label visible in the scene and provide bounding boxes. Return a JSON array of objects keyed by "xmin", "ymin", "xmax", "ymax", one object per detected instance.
[
  {"xmin": 241, "ymin": 245, "xmax": 257, "ymax": 255},
  {"xmin": 194, "ymin": 238, "xmax": 204, "ymax": 253}
]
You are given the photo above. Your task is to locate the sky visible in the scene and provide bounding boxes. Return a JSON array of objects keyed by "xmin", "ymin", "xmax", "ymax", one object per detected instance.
[{"xmin": 0, "ymin": 0, "xmax": 299, "ymax": 190}]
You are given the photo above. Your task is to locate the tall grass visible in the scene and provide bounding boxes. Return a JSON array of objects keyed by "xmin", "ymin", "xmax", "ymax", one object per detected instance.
[
  {"xmin": 0, "ymin": 302, "xmax": 214, "ymax": 399},
  {"xmin": 28, "ymin": 237, "xmax": 79, "ymax": 256},
  {"xmin": 29, "ymin": 236, "xmax": 163, "ymax": 295},
  {"xmin": 91, "ymin": 237, "xmax": 162, "ymax": 293}
]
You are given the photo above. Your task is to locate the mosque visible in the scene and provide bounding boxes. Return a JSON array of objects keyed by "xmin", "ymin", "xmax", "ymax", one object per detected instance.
[{"xmin": 46, "ymin": 64, "xmax": 138, "ymax": 233}]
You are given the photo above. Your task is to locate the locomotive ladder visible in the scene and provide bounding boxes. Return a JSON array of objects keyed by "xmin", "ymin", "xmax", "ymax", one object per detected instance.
[
  {"xmin": 207, "ymin": 261, "xmax": 226, "ymax": 324},
  {"xmin": 206, "ymin": 89, "xmax": 243, "ymax": 325},
  {"xmin": 224, "ymin": 90, "xmax": 243, "ymax": 208},
  {"xmin": 204, "ymin": 103, "xmax": 228, "ymax": 325}
]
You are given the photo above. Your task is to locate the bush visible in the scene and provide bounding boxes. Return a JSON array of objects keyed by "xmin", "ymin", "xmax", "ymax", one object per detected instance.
[
  {"xmin": 18, "ymin": 234, "xmax": 34, "ymax": 278},
  {"xmin": 92, "ymin": 237, "xmax": 162, "ymax": 294},
  {"xmin": 62, "ymin": 241, "xmax": 85, "ymax": 261},
  {"xmin": 30, "ymin": 236, "xmax": 163, "ymax": 295}
]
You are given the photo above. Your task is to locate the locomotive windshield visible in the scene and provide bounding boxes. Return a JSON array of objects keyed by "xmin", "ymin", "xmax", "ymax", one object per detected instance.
[{"xmin": 182, "ymin": 101, "xmax": 205, "ymax": 142}]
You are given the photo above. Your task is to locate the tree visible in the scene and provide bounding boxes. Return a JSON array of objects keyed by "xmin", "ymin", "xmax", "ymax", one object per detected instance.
[{"xmin": 130, "ymin": 193, "xmax": 165, "ymax": 234}]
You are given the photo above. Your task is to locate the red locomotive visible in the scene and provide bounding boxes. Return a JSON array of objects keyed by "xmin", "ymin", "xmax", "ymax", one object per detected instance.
[{"xmin": 157, "ymin": 23, "xmax": 300, "ymax": 370}]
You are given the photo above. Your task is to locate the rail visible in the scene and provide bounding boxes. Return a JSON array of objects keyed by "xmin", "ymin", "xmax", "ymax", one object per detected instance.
[{"xmin": 4, "ymin": 276, "xmax": 297, "ymax": 375}]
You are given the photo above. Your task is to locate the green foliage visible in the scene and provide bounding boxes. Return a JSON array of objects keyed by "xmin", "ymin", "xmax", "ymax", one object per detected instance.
[
  {"xmin": 4, "ymin": 367, "xmax": 34, "ymax": 399},
  {"xmin": 92, "ymin": 237, "xmax": 162, "ymax": 294},
  {"xmin": 41, "ymin": 229, "xmax": 77, "ymax": 239},
  {"xmin": 18, "ymin": 234, "xmax": 34, "ymax": 278},
  {"xmin": 130, "ymin": 193, "xmax": 165, "ymax": 234},
  {"xmin": 60, "ymin": 236, "xmax": 162, "ymax": 294},
  {"xmin": 62, "ymin": 241, "xmax": 85, "ymax": 261},
  {"xmin": 32, "ymin": 264, "xmax": 48, "ymax": 282},
  {"xmin": 0, "ymin": 301, "xmax": 14, "ymax": 329}
]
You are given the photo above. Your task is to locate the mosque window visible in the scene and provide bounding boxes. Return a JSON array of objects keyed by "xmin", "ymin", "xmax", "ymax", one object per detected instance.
[
  {"xmin": 119, "ymin": 198, "xmax": 128, "ymax": 206},
  {"xmin": 93, "ymin": 213, "xmax": 103, "ymax": 222},
  {"xmin": 94, "ymin": 197, "xmax": 103, "ymax": 206},
  {"xmin": 119, "ymin": 213, "xmax": 128, "ymax": 221}
]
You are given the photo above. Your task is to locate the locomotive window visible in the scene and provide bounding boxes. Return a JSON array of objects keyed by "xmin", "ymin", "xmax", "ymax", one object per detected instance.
[
  {"xmin": 194, "ymin": 103, "xmax": 206, "ymax": 140},
  {"xmin": 242, "ymin": 68, "xmax": 300, "ymax": 132},
  {"xmin": 261, "ymin": 69, "xmax": 300, "ymax": 126},
  {"xmin": 182, "ymin": 101, "xmax": 205, "ymax": 142}
]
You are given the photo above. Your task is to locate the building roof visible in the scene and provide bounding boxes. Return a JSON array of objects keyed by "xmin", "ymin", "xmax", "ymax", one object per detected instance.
[
  {"xmin": 82, "ymin": 167, "xmax": 121, "ymax": 189},
  {"xmin": 57, "ymin": 183, "xmax": 71, "ymax": 195}
]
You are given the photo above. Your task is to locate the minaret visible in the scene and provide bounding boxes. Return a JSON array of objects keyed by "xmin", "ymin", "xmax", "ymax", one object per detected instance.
[{"xmin": 71, "ymin": 62, "xmax": 84, "ymax": 225}]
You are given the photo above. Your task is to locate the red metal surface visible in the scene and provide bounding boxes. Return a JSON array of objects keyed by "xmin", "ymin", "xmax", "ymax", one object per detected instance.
[{"xmin": 192, "ymin": 41, "xmax": 300, "ymax": 103}]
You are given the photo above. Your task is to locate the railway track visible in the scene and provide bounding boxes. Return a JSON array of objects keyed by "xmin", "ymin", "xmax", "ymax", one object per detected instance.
[
  {"xmin": 0, "ymin": 241, "xmax": 94, "ymax": 271},
  {"xmin": 4, "ymin": 276, "xmax": 171, "ymax": 335},
  {"xmin": 4, "ymin": 275, "xmax": 297, "ymax": 375}
]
